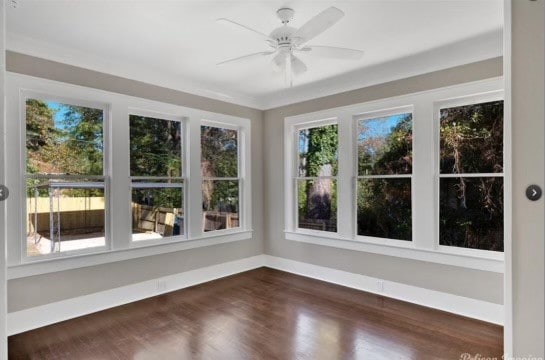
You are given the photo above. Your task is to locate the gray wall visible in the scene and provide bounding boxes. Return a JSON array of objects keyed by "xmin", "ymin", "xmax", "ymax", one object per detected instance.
[
  {"xmin": 511, "ymin": 0, "xmax": 544, "ymax": 357},
  {"xmin": 6, "ymin": 52, "xmax": 265, "ymax": 312},
  {"xmin": 7, "ymin": 53, "xmax": 506, "ymax": 311},
  {"xmin": 263, "ymin": 57, "xmax": 504, "ymax": 305}
]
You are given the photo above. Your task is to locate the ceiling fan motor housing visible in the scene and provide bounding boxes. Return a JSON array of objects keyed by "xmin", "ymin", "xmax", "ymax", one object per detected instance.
[{"xmin": 270, "ymin": 26, "xmax": 297, "ymax": 47}]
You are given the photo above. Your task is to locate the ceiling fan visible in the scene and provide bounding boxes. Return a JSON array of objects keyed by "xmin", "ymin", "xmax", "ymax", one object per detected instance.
[{"xmin": 216, "ymin": 6, "xmax": 364, "ymax": 86}]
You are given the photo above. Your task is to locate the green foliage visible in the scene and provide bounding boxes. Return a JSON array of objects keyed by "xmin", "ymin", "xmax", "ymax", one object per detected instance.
[
  {"xmin": 439, "ymin": 101, "xmax": 504, "ymax": 251},
  {"xmin": 440, "ymin": 177, "xmax": 503, "ymax": 251},
  {"xmin": 357, "ymin": 179, "xmax": 412, "ymax": 240},
  {"xmin": 201, "ymin": 126, "xmax": 238, "ymax": 178},
  {"xmin": 203, "ymin": 180, "xmax": 239, "ymax": 213},
  {"xmin": 26, "ymin": 100, "xmax": 104, "ymax": 198},
  {"xmin": 358, "ymin": 114, "xmax": 412, "ymax": 175},
  {"xmin": 26, "ymin": 100, "xmax": 104, "ymax": 177},
  {"xmin": 132, "ymin": 187, "xmax": 183, "ymax": 210},
  {"xmin": 297, "ymin": 125, "xmax": 338, "ymax": 232},
  {"xmin": 303, "ymin": 125, "xmax": 338, "ymax": 177},
  {"xmin": 59, "ymin": 105, "xmax": 104, "ymax": 176},
  {"xmin": 201, "ymin": 126, "xmax": 239, "ymax": 212},
  {"xmin": 356, "ymin": 115, "xmax": 413, "ymax": 240},
  {"xmin": 440, "ymin": 101, "xmax": 503, "ymax": 174},
  {"xmin": 26, "ymin": 99, "xmax": 56, "ymax": 152},
  {"xmin": 130, "ymin": 115, "xmax": 182, "ymax": 177}
]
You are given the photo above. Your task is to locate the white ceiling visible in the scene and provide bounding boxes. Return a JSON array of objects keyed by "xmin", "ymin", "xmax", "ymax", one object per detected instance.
[{"xmin": 6, "ymin": 0, "xmax": 503, "ymax": 109}]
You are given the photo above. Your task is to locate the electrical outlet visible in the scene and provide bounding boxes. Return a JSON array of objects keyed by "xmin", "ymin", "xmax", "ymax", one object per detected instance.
[{"xmin": 156, "ymin": 280, "xmax": 167, "ymax": 293}]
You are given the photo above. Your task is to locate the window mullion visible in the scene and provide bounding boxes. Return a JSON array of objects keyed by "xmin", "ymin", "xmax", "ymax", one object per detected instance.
[
  {"xmin": 110, "ymin": 101, "xmax": 131, "ymax": 250},
  {"xmin": 337, "ymin": 115, "xmax": 353, "ymax": 239},
  {"xmin": 188, "ymin": 117, "xmax": 203, "ymax": 238},
  {"xmin": 412, "ymin": 100, "xmax": 434, "ymax": 250}
]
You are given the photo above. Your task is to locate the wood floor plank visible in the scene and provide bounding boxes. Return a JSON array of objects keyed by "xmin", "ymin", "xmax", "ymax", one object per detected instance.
[{"xmin": 8, "ymin": 267, "xmax": 503, "ymax": 359}]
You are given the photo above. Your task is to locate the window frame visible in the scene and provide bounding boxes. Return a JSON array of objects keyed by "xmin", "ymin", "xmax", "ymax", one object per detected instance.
[
  {"xmin": 434, "ymin": 91, "xmax": 505, "ymax": 258},
  {"xmin": 6, "ymin": 73, "xmax": 252, "ymax": 278},
  {"xmin": 284, "ymin": 77, "xmax": 505, "ymax": 272},
  {"xmin": 293, "ymin": 118, "xmax": 339, "ymax": 235},
  {"xmin": 20, "ymin": 91, "xmax": 111, "ymax": 262},
  {"xmin": 200, "ymin": 119, "xmax": 245, "ymax": 235},
  {"xmin": 128, "ymin": 109, "xmax": 188, "ymax": 246},
  {"xmin": 353, "ymin": 106, "xmax": 414, "ymax": 246}
]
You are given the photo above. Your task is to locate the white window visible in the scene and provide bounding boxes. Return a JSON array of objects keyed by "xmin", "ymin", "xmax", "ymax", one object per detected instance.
[
  {"xmin": 129, "ymin": 113, "xmax": 186, "ymax": 242},
  {"xmin": 201, "ymin": 123, "xmax": 241, "ymax": 233},
  {"xmin": 436, "ymin": 96, "xmax": 504, "ymax": 253},
  {"xmin": 285, "ymin": 78, "xmax": 505, "ymax": 272},
  {"xmin": 295, "ymin": 121, "xmax": 338, "ymax": 233},
  {"xmin": 6, "ymin": 74, "xmax": 252, "ymax": 276},
  {"xmin": 356, "ymin": 109, "xmax": 413, "ymax": 242},
  {"xmin": 24, "ymin": 94, "xmax": 109, "ymax": 259}
]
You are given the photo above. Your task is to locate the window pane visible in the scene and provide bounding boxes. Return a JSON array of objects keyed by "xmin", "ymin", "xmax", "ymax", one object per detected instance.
[
  {"xmin": 130, "ymin": 115, "xmax": 182, "ymax": 177},
  {"xmin": 297, "ymin": 124, "xmax": 338, "ymax": 177},
  {"xmin": 440, "ymin": 177, "xmax": 503, "ymax": 251},
  {"xmin": 131, "ymin": 186, "xmax": 184, "ymax": 241},
  {"xmin": 201, "ymin": 126, "xmax": 238, "ymax": 178},
  {"xmin": 26, "ymin": 99, "xmax": 104, "ymax": 176},
  {"xmin": 357, "ymin": 113, "xmax": 412, "ymax": 175},
  {"xmin": 297, "ymin": 179, "xmax": 337, "ymax": 232},
  {"xmin": 202, "ymin": 180, "xmax": 239, "ymax": 232},
  {"xmin": 440, "ymin": 101, "xmax": 503, "ymax": 174},
  {"xmin": 26, "ymin": 180, "xmax": 105, "ymax": 256},
  {"xmin": 357, "ymin": 178, "xmax": 411, "ymax": 241}
]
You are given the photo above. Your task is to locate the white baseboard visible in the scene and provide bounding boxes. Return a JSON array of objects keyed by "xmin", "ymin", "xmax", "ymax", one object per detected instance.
[
  {"xmin": 7, "ymin": 255, "xmax": 265, "ymax": 336},
  {"xmin": 8, "ymin": 254, "xmax": 503, "ymax": 335},
  {"xmin": 263, "ymin": 255, "xmax": 503, "ymax": 325}
]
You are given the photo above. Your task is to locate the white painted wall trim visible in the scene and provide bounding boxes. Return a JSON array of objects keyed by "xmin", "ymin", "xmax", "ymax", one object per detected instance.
[
  {"xmin": 8, "ymin": 254, "xmax": 503, "ymax": 336},
  {"xmin": 263, "ymin": 255, "xmax": 503, "ymax": 325}
]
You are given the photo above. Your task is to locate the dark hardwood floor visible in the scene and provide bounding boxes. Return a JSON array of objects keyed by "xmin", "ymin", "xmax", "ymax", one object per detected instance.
[{"xmin": 8, "ymin": 267, "xmax": 503, "ymax": 359}]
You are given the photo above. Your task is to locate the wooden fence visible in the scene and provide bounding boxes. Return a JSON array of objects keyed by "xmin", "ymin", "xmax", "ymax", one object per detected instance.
[{"xmin": 26, "ymin": 197, "xmax": 238, "ymax": 236}]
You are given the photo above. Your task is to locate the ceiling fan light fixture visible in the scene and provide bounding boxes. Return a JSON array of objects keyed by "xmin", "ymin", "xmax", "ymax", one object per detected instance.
[{"xmin": 216, "ymin": 6, "xmax": 365, "ymax": 87}]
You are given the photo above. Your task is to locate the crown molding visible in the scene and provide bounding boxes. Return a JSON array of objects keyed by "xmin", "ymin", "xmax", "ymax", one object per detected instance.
[
  {"xmin": 260, "ymin": 29, "xmax": 503, "ymax": 109},
  {"xmin": 6, "ymin": 32, "xmax": 263, "ymax": 109},
  {"xmin": 7, "ymin": 29, "xmax": 502, "ymax": 111}
]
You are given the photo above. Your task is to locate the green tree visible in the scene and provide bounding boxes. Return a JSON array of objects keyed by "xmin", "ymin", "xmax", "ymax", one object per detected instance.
[
  {"xmin": 298, "ymin": 125, "xmax": 338, "ymax": 231},
  {"xmin": 60, "ymin": 105, "xmax": 104, "ymax": 176},
  {"xmin": 439, "ymin": 101, "xmax": 503, "ymax": 251},
  {"xmin": 201, "ymin": 126, "xmax": 238, "ymax": 212},
  {"xmin": 356, "ymin": 115, "xmax": 412, "ymax": 240},
  {"xmin": 129, "ymin": 115, "xmax": 181, "ymax": 178},
  {"xmin": 26, "ymin": 99, "xmax": 56, "ymax": 152}
]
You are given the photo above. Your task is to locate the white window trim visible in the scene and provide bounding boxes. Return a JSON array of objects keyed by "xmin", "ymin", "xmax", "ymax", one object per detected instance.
[
  {"xmin": 6, "ymin": 73, "xmax": 252, "ymax": 278},
  {"xmin": 285, "ymin": 77, "xmax": 505, "ymax": 273}
]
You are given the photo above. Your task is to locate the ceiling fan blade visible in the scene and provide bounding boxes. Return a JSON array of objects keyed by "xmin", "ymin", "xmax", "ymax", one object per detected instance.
[
  {"xmin": 216, "ymin": 18, "xmax": 274, "ymax": 42},
  {"xmin": 292, "ymin": 7, "xmax": 344, "ymax": 45},
  {"xmin": 302, "ymin": 45, "xmax": 364, "ymax": 60},
  {"xmin": 272, "ymin": 52, "xmax": 287, "ymax": 72},
  {"xmin": 290, "ymin": 54, "xmax": 307, "ymax": 75},
  {"xmin": 217, "ymin": 51, "xmax": 275, "ymax": 65}
]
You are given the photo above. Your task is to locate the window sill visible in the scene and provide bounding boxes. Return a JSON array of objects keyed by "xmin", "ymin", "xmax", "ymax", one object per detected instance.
[
  {"xmin": 284, "ymin": 231, "xmax": 504, "ymax": 273},
  {"xmin": 8, "ymin": 230, "xmax": 254, "ymax": 279}
]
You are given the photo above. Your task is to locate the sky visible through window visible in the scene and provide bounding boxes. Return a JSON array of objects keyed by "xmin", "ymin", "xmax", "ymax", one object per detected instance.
[
  {"xmin": 358, "ymin": 114, "xmax": 406, "ymax": 143},
  {"xmin": 46, "ymin": 101, "xmax": 69, "ymax": 128},
  {"xmin": 298, "ymin": 115, "xmax": 406, "ymax": 154}
]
